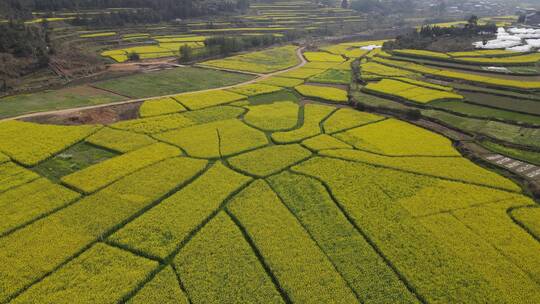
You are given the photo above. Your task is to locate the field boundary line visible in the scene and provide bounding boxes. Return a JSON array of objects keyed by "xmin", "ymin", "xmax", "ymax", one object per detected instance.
[
  {"xmin": 507, "ymin": 205, "xmax": 540, "ymax": 243},
  {"xmin": 449, "ymin": 211, "xmax": 540, "ymax": 285},
  {"xmin": 225, "ymin": 208, "xmax": 293, "ymax": 304},
  {"xmin": 266, "ymin": 180, "xmax": 364, "ymax": 303}
]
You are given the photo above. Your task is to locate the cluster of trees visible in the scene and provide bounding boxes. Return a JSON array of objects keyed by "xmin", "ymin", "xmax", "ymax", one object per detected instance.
[
  {"xmin": 69, "ymin": 9, "xmax": 162, "ymax": 27},
  {"xmin": 178, "ymin": 32, "xmax": 300, "ymax": 63},
  {"xmin": 383, "ymin": 16, "xmax": 497, "ymax": 51},
  {"xmin": 350, "ymin": 0, "xmax": 415, "ymax": 15},
  {"xmin": 2, "ymin": 0, "xmax": 249, "ymax": 21},
  {"xmin": 0, "ymin": 21, "xmax": 51, "ymax": 67}
]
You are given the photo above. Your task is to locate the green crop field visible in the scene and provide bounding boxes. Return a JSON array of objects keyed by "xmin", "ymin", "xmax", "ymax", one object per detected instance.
[
  {"xmin": 0, "ymin": 86, "xmax": 127, "ymax": 119},
  {"xmin": 1, "ymin": 36, "xmax": 540, "ymax": 304},
  {"xmin": 94, "ymin": 67, "xmax": 255, "ymax": 98}
]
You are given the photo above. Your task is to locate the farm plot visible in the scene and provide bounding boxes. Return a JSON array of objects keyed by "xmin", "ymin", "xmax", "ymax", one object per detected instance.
[
  {"xmin": 200, "ymin": 45, "xmax": 300, "ymax": 73},
  {"xmin": 363, "ymin": 79, "xmax": 464, "ymax": 104},
  {"xmin": 294, "ymin": 84, "xmax": 349, "ymax": 103},
  {"xmin": 0, "ymin": 78, "xmax": 538, "ymax": 304},
  {"xmin": 94, "ymin": 67, "xmax": 254, "ymax": 98}
]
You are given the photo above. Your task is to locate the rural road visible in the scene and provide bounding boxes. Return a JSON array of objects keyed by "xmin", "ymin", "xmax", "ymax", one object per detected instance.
[{"xmin": 2, "ymin": 47, "xmax": 307, "ymax": 121}]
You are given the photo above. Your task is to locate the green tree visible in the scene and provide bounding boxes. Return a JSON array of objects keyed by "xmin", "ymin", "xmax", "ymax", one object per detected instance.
[
  {"xmin": 127, "ymin": 52, "xmax": 140, "ymax": 61},
  {"xmin": 179, "ymin": 45, "xmax": 193, "ymax": 62}
]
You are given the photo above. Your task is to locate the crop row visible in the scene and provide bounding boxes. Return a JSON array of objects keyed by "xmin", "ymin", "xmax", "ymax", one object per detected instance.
[
  {"xmin": 108, "ymin": 162, "xmax": 251, "ymax": 259},
  {"xmin": 0, "ymin": 178, "xmax": 80, "ymax": 236},
  {"xmin": 112, "ymin": 105, "xmax": 244, "ymax": 134},
  {"xmin": 86, "ymin": 128, "xmax": 156, "ymax": 153},
  {"xmin": 0, "ymin": 162, "xmax": 40, "ymax": 193},
  {"xmin": 363, "ymin": 78, "xmax": 464, "ymax": 104},
  {"xmin": 173, "ymin": 212, "xmax": 284, "ymax": 303},
  {"xmin": 294, "ymin": 84, "xmax": 348, "ymax": 103},
  {"xmin": 373, "ymin": 57, "xmax": 540, "ymax": 91},
  {"xmin": 227, "ymin": 180, "xmax": 359, "ymax": 303},
  {"xmin": 268, "ymin": 171, "xmax": 419, "ymax": 303},
  {"xmin": 10, "ymin": 243, "xmax": 157, "ymax": 303},
  {"xmin": 321, "ymin": 148, "xmax": 521, "ymax": 192}
]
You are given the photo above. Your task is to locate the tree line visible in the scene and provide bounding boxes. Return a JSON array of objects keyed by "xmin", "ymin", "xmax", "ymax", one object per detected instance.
[{"xmin": 1, "ymin": 0, "xmax": 250, "ymax": 21}]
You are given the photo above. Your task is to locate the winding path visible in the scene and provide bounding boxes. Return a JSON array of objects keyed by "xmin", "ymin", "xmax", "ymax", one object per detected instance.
[{"xmin": 2, "ymin": 47, "xmax": 307, "ymax": 122}]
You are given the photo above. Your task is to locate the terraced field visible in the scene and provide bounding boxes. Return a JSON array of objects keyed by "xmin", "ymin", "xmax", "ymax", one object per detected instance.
[{"xmin": 1, "ymin": 38, "xmax": 540, "ymax": 303}]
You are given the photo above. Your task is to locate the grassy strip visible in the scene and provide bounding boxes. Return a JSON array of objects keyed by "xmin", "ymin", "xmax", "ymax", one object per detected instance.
[
  {"xmin": 11, "ymin": 243, "xmax": 157, "ymax": 304},
  {"xmin": 109, "ymin": 162, "xmax": 251, "ymax": 259},
  {"xmin": 62, "ymin": 143, "xmax": 181, "ymax": 193},
  {"xmin": 269, "ymin": 172, "xmax": 420, "ymax": 303},
  {"xmin": 173, "ymin": 213, "xmax": 284, "ymax": 303},
  {"xmin": 272, "ymin": 104, "xmax": 335, "ymax": 143},
  {"xmin": 0, "ymin": 157, "xmax": 207, "ymax": 302},
  {"xmin": 0, "ymin": 120, "xmax": 100, "ymax": 166},
  {"xmin": 227, "ymin": 180, "xmax": 358, "ymax": 303}
]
